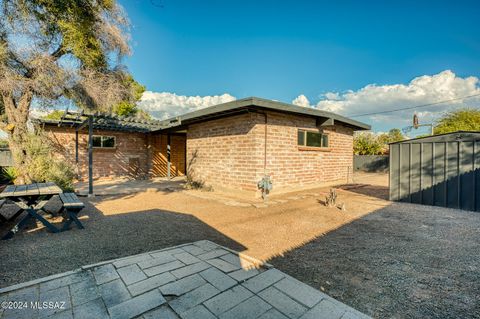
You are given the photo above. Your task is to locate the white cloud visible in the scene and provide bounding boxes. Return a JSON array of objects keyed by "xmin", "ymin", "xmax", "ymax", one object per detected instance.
[
  {"xmin": 138, "ymin": 92, "xmax": 236, "ymax": 120},
  {"xmin": 292, "ymin": 70, "xmax": 480, "ymax": 129},
  {"xmin": 292, "ymin": 94, "xmax": 310, "ymax": 107}
]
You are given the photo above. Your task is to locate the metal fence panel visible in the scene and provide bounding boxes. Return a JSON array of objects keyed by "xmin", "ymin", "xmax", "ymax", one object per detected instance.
[
  {"xmin": 433, "ymin": 142, "xmax": 446, "ymax": 207},
  {"xmin": 389, "ymin": 144, "xmax": 400, "ymax": 201},
  {"xmin": 410, "ymin": 143, "xmax": 421, "ymax": 204},
  {"xmin": 446, "ymin": 142, "xmax": 459, "ymax": 209},
  {"xmin": 389, "ymin": 132, "xmax": 480, "ymax": 212},
  {"xmin": 399, "ymin": 144, "xmax": 410, "ymax": 202}
]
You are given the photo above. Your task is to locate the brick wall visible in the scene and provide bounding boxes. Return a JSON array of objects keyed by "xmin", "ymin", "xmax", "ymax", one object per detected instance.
[
  {"xmin": 186, "ymin": 113, "xmax": 261, "ymax": 192},
  {"xmin": 186, "ymin": 111, "xmax": 354, "ymax": 194},
  {"xmin": 254, "ymin": 111, "xmax": 354, "ymax": 192},
  {"xmin": 45, "ymin": 110, "xmax": 354, "ymax": 194},
  {"xmin": 45, "ymin": 126, "xmax": 150, "ymax": 180}
]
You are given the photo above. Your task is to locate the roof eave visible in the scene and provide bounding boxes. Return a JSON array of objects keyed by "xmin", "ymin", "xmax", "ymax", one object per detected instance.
[{"xmin": 159, "ymin": 97, "xmax": 370, "ymax": 131}]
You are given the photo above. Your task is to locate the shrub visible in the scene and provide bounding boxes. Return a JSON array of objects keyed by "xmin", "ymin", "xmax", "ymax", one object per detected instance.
[
  {"xmin": 2, "ymin": 167, "xmax": 17, "ymax": 183},
  {"xmin": 13, "ymin": 131, "xmax": 75, "ymax": 191},
  {"xmin": 353, "ymin": 132, "xmax": 384, "ymax": 155}
]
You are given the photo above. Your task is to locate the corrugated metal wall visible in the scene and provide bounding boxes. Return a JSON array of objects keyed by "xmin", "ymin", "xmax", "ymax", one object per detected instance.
[{"xmin": 389, "ymin": 135, "xmax": 480, "ymax": 212}]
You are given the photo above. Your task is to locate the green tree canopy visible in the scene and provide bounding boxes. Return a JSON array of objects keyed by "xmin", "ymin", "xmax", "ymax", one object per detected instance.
[
  {"xmin": 378, "ymin": 128, "xmax": 405, "ymax": 145},
  {"xmin": 112, "ymin": 75, "xmax": 150, "ymax": 119},
  {"xmin": 434, "ymin": 108, "xmax": 480, "ymax": 134},
  {"xmin": 354, "ymin": 132, "xmax": 384, "ymax": 155},
  {"xmin": 44, "ymin": 75, "xmax": 151, "ymax": 120},
  {"xmin": 354, "ymin": 128, "xmax": 405, "ymax": 155}
]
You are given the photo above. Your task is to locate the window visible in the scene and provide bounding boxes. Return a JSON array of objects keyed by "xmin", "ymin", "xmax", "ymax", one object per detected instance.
[
  {"xmin": 92, "ymin": 135, "xmax": 116, "ymax": 148},
  {"xmin": 297, "ymin": 130, "xmax": 329, "ymax": 148}
]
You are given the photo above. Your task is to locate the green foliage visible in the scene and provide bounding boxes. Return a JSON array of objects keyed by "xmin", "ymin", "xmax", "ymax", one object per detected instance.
[
  {"xmin": 434, "ymin": 108, "xmax": 480, "ymax": 134},
  {"xmin": 6, "ymin": 0, "xmax": 125, "ymax": 69},
  {"xmin": 42, "ymin": 110, "xmax": 65, "ymax": 120},
  {"xmin": 16, "ymin": 132, "xmax": 75, "ymax": 191},
  {"xmin": 354, "ymin": 132, "xmax": 384, "ymax": 155},
  {"xmin": 1, "ymin": 0, "xmax": 132, "ymax": 184},
  {"xmin": 112, "ymin": 75, "xmax": 148, "ymax": 118},
  {"xmin": 0, "ymin": 139, "xmax": 8, "ymax": 148},
  {"xmin": 113, "ymin": 101, "xmax": 137, "ymax": 117},
  {"xmin": 354, "ymin": 128, "xmax": 405, "ymax": 155},
  {"xmin": 2, "ymin": 167, "xmax": 17, "ymax": 183},
  {"xmin": 378, "ymin": 128, "xmax": 405, "ymax": 145}
]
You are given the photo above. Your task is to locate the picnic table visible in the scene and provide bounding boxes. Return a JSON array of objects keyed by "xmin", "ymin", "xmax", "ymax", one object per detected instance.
[{"xmin": 0, "ymin": 182, "xmax": 63, "ymax": 240}]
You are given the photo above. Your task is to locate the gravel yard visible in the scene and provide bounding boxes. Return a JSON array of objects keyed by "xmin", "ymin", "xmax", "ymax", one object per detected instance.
[{"xmin": 1, "ymin": 173, "xmax": 479, "ymax": 318}]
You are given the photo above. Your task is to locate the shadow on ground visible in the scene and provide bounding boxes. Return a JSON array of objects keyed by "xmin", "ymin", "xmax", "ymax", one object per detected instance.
[
  {"xmin": 0, "ymin": 197, "xmax": 245, "ymax": 287},
  {"xmin": 337, "ymin": 184, "xmax": 389, "ymax": 200},
  {"xmin": 269, "ymin": 201, "xmax": 480, "ymax": 319}
]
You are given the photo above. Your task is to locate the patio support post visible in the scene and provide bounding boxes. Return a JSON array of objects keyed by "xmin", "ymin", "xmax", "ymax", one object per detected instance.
[
  {"xmin": 88, "ymin": 116, "xmax": 93, "ymax": 196},
  {"xmin": 75, "ymin": 129, "xmax": 79, "ymax": 164},
  {"xmin": 167, "ymin": 133, "xmax": 171, "ymax": 179}
]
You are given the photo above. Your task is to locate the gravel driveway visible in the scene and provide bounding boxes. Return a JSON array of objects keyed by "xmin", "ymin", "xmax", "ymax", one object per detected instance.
[
  {"xmin": 1, "ymin": 174, "xmax": 479, "ymax": 318},
  {"xmin": 271, "ymin": 200, "xmax": 480, "ymax": 319}
]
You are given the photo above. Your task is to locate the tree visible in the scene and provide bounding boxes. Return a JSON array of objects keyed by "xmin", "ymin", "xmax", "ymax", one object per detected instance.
[
  {"xmin": 43, "ymin": 76, "xmax": 151, "ymax": 120},
  {"xmin": 434, "ymin": 108, "xmax": 480, "ymax": 134},
  {"xmin": 378, "ymin": 128, "xmax": 405, "ymax": 145},
  {"xmin": 353, "ymin": 132, "xmax": 384, "ymax": 155},
  {"xmin": 42, "ymin": 110, "xmax": 64, "ymax": 120},
  {"xmin": 0, "ymin": 0, "xmax": 133, "ymax": 183},
  {"xmin": 112, "ymin": 75, "xmax": 149, "ymax": 118}
]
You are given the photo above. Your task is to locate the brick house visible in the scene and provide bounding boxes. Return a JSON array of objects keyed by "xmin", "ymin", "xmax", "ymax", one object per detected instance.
[{"xmin": 37, "ymin": 97, "xmax": 369, "ymax": 196}]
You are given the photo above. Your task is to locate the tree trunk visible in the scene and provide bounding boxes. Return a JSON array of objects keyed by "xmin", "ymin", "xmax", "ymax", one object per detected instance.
[{"xmin": 2, "ymin": 91, "xmax": 33, "ymax": 184}]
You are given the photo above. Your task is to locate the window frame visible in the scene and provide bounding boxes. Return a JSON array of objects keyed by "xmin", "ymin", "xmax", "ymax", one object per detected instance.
[
  {"xmin": 92, "ymin": 135, "xmax": 116, "ymax": 149},
  {"xmin": 297, "ymin": 129, "xmax": 330, "ymax": 151}
]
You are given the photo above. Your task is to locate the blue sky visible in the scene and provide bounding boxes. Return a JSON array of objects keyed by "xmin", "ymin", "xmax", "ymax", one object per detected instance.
[{"xmin": 120, "ymin": 0, "xmax": 480, "ymax": 134}]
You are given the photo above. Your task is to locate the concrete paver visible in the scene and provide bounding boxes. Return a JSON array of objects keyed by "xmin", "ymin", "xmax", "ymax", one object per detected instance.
[
  {"xmin": 160, "ymin": 274, "xmax": 207, "ymax": 296},
  {"xmin": 203, "ymin": 286, "xmax": 253, "ymax": 316},
  {"xmin": 93, "ymin": 264, "xmax": 119, "ymax": 285},
  {"xmin": 199, "ymin": 267, "xmax": 237, "ymax": 291},
  {"xmin": 98, "ymin": 279, "xmax": 131, "ymax": 308},
  {"xmin": 0, "ymin": 241, "xmax": 370, "ymax": 319},
  {"xmin": 116, "ymin": 264, "xmax": 147, "ymax": 285}
]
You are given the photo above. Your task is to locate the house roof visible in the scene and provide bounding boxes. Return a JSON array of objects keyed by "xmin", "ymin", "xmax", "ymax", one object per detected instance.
[
  {"xmin": 389, "ymin": 130, "xmax": 480, "ymax": 144},
  {"xmin": 34, "ymin": 113, "xmax": 166, "ymax": 133},
  {"xmin": 159, "ymin": 97, "xmax": 370, "ymax": 131},
  {"xmin": 35, "ymin": 97, "xmax": 370, "ymax": 133}
]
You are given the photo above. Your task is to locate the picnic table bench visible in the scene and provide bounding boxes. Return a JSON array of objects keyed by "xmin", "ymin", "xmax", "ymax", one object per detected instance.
[
  {"xmin": 0, "ymin": 183, "xmax": 85, "ymax": 239},
  {"xmin": 59, "ymin": 193, "xmax": 85, "ymax": 231}
]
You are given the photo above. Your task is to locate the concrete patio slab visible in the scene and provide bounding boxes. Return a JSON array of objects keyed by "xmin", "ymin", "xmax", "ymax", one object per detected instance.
[
  {"xmin": 0, "ymin": 241, "xmax": 371, "ymax": 319},
  {"xmin": 74, "ymin": 177, "xmax": 185, "ymax": 196}
]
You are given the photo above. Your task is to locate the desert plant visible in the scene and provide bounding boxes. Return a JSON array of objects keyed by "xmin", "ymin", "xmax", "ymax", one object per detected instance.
[
  {"xmin": 325, "ymin": 188, "xmax": 338, "ymax": 207},
  {"xmin": 2, "ymin": 167, "xmax": 17, "ymax": 183}
]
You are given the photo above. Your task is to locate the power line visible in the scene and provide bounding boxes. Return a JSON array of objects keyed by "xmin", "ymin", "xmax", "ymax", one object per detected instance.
[{"xmin": 347, "ymin": 93, "xmax": 480, "ymax": 117}]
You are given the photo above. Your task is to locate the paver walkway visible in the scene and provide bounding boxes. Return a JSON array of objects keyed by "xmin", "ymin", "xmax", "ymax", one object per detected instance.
[{"xmin": 0, "ymin": 241, "xmax": 370, "ymax": 319}]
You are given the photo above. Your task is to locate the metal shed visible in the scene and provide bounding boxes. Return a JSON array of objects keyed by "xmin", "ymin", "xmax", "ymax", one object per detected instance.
[{"xmin": 389, "ymin": 131, "xmax": 480, "ymax": 212}]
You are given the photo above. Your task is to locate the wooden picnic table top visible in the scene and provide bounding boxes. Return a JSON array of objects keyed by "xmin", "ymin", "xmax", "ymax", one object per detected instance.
[{"xmin": 0, "ymin": 182, "xmax": 63, "ymax": 198}]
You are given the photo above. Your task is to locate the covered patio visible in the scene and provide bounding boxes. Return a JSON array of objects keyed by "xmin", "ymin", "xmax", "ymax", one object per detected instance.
[{"xmin": 36, "ymin": 111, "xmax": 187, "ymax": 196}]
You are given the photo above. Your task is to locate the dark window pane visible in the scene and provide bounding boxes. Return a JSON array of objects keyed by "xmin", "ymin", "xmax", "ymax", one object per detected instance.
[
  {"xmin": 92, "ymin": 136, "xmax": 102, "ymax": 147},
  {"xmin": 102, "ymin": 136, "xmax": 115, "ymax": 148},
  {"xmin": 322, "ymin": 134, "xmax": 329, "ymax": 147},
  {"xmin": 306, "ymin": 131, "xmax": 322, "ymax": 147},
  {"xmin": 297, "ymin": 130, "xmax": 305, "ymax": 146}
]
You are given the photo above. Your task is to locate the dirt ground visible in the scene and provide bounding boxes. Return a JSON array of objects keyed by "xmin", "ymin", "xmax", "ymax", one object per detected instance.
[{"xmin": 1, "ymin": 172, "xmax": 479, "ymax": 318}]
